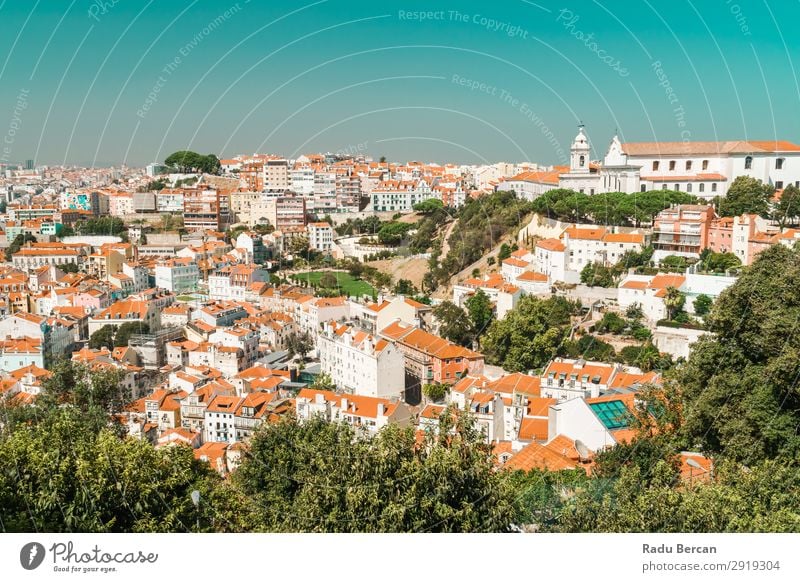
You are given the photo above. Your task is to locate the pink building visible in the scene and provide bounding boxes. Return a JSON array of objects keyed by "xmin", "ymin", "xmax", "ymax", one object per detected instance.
[
  {"xmin": 651, "ymin": 204, "xmax": 716, "ymax": 258},
  {"xmin": 708, "ymin": 214, "xmax": 794, "ymax": 265},
  {"xmin": 72, "ymin": 289, "xmax": 111, "ymax": 310}
]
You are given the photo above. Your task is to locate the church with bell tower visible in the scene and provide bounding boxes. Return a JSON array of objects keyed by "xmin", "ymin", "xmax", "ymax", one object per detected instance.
[
  {"xmin": 556, "ymin": 125, "xmax": 643, "ymax": 195},
  {"xmin": 558, "ymin": 125, "xmax": 602, "ymax": 194}
]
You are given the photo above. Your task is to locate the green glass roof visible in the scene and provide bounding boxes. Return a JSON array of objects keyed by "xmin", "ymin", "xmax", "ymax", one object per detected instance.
[{"xmin": 589, "ymin": 400, "xmax": 632, "ymax": 430}]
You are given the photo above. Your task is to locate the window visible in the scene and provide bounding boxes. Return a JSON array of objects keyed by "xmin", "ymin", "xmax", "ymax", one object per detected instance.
[
  {"xmin": 745, "ymin": 156, "xmax": 753, "ymax": 169},
  {"xmin": 579, "ymin": 155, "xmax": 585, "ymax": 167},
  {"xmin": 662, "ymin": 183, "xmax": 668, "ymax": 190},
  {"xmin": 669, "ymin": 160, "xmax": 676, "ymax": 171},
  {"xmin": 652, "ymin": 161, "xmax": 660, "ymax": 171},
  {"xmin": 699, "ymin": 183, "xmax": 705, "ymax": 193},
  {"xmin": 687, "ymin": 183, "xmax": 693, "ymax": 192},
  {"xmin": 686, "ymin": 160, "xmax": 692, "ymax": 171},
  {"xmin": 640, "ymin": 184, "xmax": 647, "ymax": 192},
  {"xmin": 674, "ymin": 184, "xmax": 680, "ymax": 191},
  {"xmin": 776, "ymin": 158, "xmax": 784, "ymax": 170},
  {"xmin": 776, "ymin": 181, "xmax": 784, "ymax": 189},
  {"xmin": 711, "ymin": 183, "xmax": 717, "ymax": 192},
  {"xmin": 590, "ymin": 188, "xmax": 595, "ymax": 195}
]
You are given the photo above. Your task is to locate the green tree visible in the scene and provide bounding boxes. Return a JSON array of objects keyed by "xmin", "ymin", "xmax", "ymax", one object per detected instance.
[
  {"xmin": 717, "ymin": 176, "xmax": 773, "ymax": 217},
  {"xmin": 113, "ymin": 321, "xmax": 150, "ymax": 347},
  {"xmin": 663, "ymin": 286, "xmax": 685, "ymax": 320},
  {"xmin": 311, "ymin": 372, "xmax": 337, "ymax": 391},
  {"xmin": 561, "ymin": 334, "xmax": 615, "ymax": 361},
  {"xmin": 693, "ymin": 293, "xmax": 713, "ymax": 316},
  {"xmin": 595, "ymin": 312, "xmax": 627, "ymax": 334},
  {"xmin": 678, "ymin": 244, "xmax": 800, "ymax": 464},
  {"xmin": 482, "ymin": 296, "xmax": 578, "ymax": 372},
  {"xmin": 319, "ymin": 272, "xmax": 339, "ymax": 288},
  {"xmin": 497, "ymin": 243, "xmax": 512, "ymax": 261},
  {"xmin": 412, "ymin": 199, "xmax": 444, "ymax": 213},
  {"xmin": 625, "ymin": 303, "xmax": 644, "ymax": 321},
  {"xmin": 288, "ymin": 236, "xmax": 310, "ymax": 257},
  {"xmin": 377, "ymin": 221, "xmax": 411, "ymax": 245},
  {"xmin": 550, "ymin": 461, "xmax": 800, "ymax": 533},
  {"xmin": 433, "ymin": 301, "xmax": 474, "ymax": 347},
  {"xmin": 659, "ymin": 254, "xmax": 690, "ymax": 273},
  {"xmin": 164, "ymin": 150, "xmax": 220, "ymax": 174},
  {"xmin": 774, "ymin": 184, "xmax": 800, "ymax": 227},
  {"xmin": 393, "ymin": 278, "xmax": 417, "ymax": 295},
  {"xmin": 580, "ymin": 262, "xmax": 615, "ymax": 287},
  {"xmin": 422, "ymin": 382, "xmax": 448, "ymax": 402},
  {"xmin": 465, "ymin": 289, "xmax": 494, "ymax": 336},
  {"xmin": 40, "ymin": 360, "xmax": 131, "ymax": 417},
  {"xmin": 233, "ymin": 413, "xmax": 515, "ymax": 532},
  {"xmin": 434, "ymin": 191, "xmax": 534, "ymax": 284},
  {"xmin": 6, "ymin": 233, "xmax": 37, "ymax": 256},
  {"xmin": 699, "ymin": 251, "xmax": 741, "ymax": 273},
  {"xmin": 89, "ymin": 325, "xmax": 116, "ymax": 350},
  {"xmin": 0, "ymin": 405, "xmax": 226, "ymax": 532},
  {"xmin": 286, "ymin": 331, "xmax": 314, "ymax": 361}
]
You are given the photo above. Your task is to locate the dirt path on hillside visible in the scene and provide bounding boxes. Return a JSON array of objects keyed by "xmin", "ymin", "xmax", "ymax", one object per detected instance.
[
  {"xmin": 367, "ymin": 256, "xmax": 429, "ymax": 290},
  {"xmin": 439, "ymin": 218, "xmax": 458, "ymax": 257}
]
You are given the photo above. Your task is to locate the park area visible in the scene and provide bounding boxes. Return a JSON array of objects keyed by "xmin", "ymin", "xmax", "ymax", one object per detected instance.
[{"xmin": 292, "ymin": 271, "xmax": 376, "ymax": 298}]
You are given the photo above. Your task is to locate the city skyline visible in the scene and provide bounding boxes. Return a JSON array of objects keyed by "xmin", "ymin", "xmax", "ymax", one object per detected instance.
[{"xmin": 1, "ymin": 0, "xmax": 799, "ymax": 167}]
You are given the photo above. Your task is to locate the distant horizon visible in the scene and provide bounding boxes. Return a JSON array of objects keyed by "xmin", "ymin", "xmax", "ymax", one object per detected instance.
[{"xmin": 11, "ymin": 130, "xmax": 800, "ymax": 171}]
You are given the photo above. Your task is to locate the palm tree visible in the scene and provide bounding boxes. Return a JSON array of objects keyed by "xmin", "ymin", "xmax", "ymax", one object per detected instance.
[{"xmin": 663, "ymin": 286, "xmax": 685, "ymax": 321}]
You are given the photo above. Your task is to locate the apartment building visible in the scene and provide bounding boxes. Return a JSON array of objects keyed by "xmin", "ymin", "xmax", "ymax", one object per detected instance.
[
  {"xmin": 318, "ymin": 321, "xmax": 405, "ymax": 399},
  {"xmin": 295, "ymin": 388, "xmax": 413, "ymax": 436},
  {"xmin": 88, "ymin": 299, "xmax": 161, "ymax": 335},
  {"xmin": 651, "ymin": 204, "xmax": 716, "ymax": 260},
  {"xmin": 307, "ymin": 222, "xmax": 334, "ymax": 252},
  {"xmin": 183, "ymin": 188, "xmax": 226, "ymax": 231},
  {"xmin": 154, "ymin": 258, "xmax": 200, "ymax": 294},
  {"xmin": 379, "ymin": 320, "xmax": 484, "ymax": 399}
]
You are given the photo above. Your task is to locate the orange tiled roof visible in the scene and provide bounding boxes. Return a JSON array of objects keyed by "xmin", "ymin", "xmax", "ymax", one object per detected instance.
[
  {"xmin": 518, "ymin": 417, "xmax": 549, "ymax": 441},
  {"xmin": 504, "ymin": 441, "xmax": 578, "ymax": 472},
  {"xmin": 536, "ymin": 238, "xmax": 566, "ymax": 252}
]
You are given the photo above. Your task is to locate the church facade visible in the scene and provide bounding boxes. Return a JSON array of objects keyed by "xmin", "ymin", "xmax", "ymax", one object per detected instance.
[{"xmin": 511, "ymin": 126, "xmax": 800, "ymax": 200}]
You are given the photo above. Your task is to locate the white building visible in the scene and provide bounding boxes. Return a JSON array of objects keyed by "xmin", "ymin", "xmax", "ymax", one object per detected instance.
[
  {"xmin": 317, "ymin": 321, "xmax": 405, "ymax": 399},
  {"xmin": 296, "ymin": 296, "xmax": 350, "ymax": 336},
  {"xmin": 154, "ymin": 258, "xmax": 200, "ymax": 294},
  {"xmin": 553, "ymin": 126, "xmax": 800, "ymax": 197},
  {"xmin": 370, "ymin": 180, "xmax": 438, "ymax": 212},
  {"xmin": 618, "ymin": 272, "xmax": 737, "ymax": 323},
  {"xmin": 295, "ymin": 388, "xmax": 413, "ymax": 437},
  {"xmin": 209, "ymin": 327, "xmax": 260, "ymax": 369},
  {"xmin": 540, "ymin": 358, "xmax": 619, "ymax": 400},
  {"xmin": 307, "ymin": 222, "xmax": 335, "ymax": 252}
]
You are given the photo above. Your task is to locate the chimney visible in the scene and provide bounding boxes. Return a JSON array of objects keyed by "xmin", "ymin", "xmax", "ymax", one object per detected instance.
[
  {"xmin": 340, "ymin": 398, "xmax": 348, "ymax": 412},
  {"xmin": 377, "ymin": 403, "xmax": 385, "ymax": 417}
]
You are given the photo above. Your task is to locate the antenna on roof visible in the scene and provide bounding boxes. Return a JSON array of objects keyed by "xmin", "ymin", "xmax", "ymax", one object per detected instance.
[{"xmin": 574, "ymin": 439, "xmax": 590, "ymax": 462}]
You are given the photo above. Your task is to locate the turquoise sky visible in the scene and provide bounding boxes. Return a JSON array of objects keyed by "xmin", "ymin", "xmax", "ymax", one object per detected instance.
[{"xmin": 1, "ymin": 0, "xmax": 798, "ymax": 166}]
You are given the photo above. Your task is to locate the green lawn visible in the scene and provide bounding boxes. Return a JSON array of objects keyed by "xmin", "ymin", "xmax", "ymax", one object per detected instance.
[{"xmin": 293, "ymin": 271, "xmax": 375, "ymax": 298}]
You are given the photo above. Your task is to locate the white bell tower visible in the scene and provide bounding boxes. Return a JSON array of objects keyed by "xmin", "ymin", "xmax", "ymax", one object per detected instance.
[{"xmin": 570, "ymin": 125, "xmax": 591, "ymax": 174}]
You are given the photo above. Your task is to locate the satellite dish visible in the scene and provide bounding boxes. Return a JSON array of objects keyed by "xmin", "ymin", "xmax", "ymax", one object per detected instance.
[
  {"xmin": 574, "ymin": 439, "xmax": 590, "ymax": 462},
  {"xmin": 686, "ymin": 458, "xmax": 705, "ymax": 471}
]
